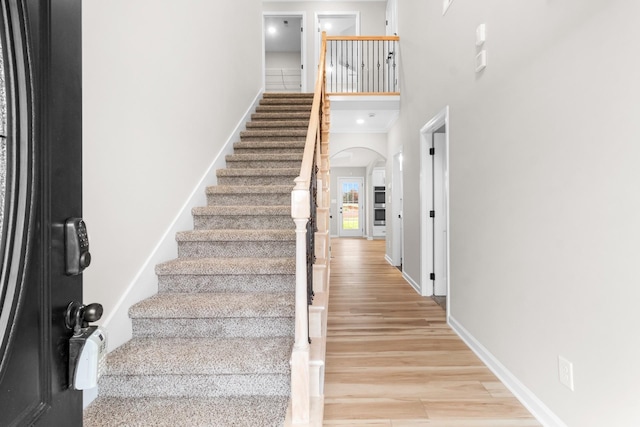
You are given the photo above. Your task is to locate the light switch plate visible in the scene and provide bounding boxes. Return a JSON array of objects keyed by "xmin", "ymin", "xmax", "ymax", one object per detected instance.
[
  {"xmin": 443, "ymin": 0, "xmax": 454, "ymax": 15},
  {"xmin": 476, "ymin": 23, "xmax": 486, "ymax": 46},
  {"xmin": 475, "ymin": 50, "xmax": 487, "ymax": 72}
]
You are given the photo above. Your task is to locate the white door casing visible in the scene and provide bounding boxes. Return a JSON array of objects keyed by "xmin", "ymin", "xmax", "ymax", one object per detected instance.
[
  {"xmin": 392, "ymin": 150, "xmax": 404, "ymax": 267},
  {"xmin": 420, "ymin": 107, "xmax": 450, "ymax": 304}
]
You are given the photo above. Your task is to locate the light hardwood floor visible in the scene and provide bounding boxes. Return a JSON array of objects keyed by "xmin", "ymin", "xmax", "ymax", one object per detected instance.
[{"xmin": 323, "ymin": 238, "xmax": 541, "ymax": 427}]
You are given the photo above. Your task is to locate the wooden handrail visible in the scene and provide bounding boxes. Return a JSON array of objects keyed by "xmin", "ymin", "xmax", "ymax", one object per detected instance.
[{"xmin": 290, "ymin": 31, "xmax": 328, "ymax": 424}]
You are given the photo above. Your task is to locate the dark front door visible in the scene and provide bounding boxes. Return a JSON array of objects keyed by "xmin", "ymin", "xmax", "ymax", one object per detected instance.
[{"xmin": 0, "ymin": 0, "xmax": 84, "ymax": 426}]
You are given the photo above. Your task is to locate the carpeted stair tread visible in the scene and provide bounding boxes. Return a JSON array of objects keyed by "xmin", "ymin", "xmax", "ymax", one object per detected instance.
[
  {"xmin": 103, "ymin": 337, "xmax": 292, "ymax": 376},
  {"xmin": 234, "ymin": 140, "xmax": 306, "ymax": 148},
  {"xmin": 192, "ymin": 205, "xmax": 290, "ymax": 217},
  {"xmin": 84, "ymin": 396, "xmax": 289, "ymax": 427},
  {"xmin": 98, "ymin": 373, "xmax": 289, "ymax": 399},
  {"xmin": 176, "ymin": 229, "xmax": 294, "ymax": 242},
  {"xmin": 259, "ymin": 97, "xmax": 313, "ymax": 105},
  {"xmin": 251, "ymin": 111, "xmax": 311, "ymax": 120},
  {"xmin": 246, "ymin": 120, "xmax": 309, "ymax": 129},
  {"xmin": 263, "ymin": 92, "xmax": 314, "ymax": 98},
  {"xmin": 206, "ymin": 184, "xmax": 293, "ymax": 195},
  {"xmin": 226, "ymin": 153, "xmax": 303, "ymax": 162},
  {"xmin": 86, "ymin": 91, "xmax": 305, "ymax": 426},
  {"xmin": 240, "ymin": 129, "xmax": 308, "ymax": 139},
  {"xmin": 157, "ymin": 273, "xmax": 294, "ymax": 295},
  {"xmin": 216, "ymin": 168, "xmax": 299, "ymax": 177},
  {"xmin": 129, "ymin": 292, "xmax": 293, "ymax": 319},
  {"xmin": 255, "ymin": 105, "xmax": 312, "ymax": 113},
  {"xmin": 156, "ymin": 257, "xmax": 295, "ymax": 276},
  {"xmin": 192, "ymin": 207, "xmax": 293, "ymax": 230}
]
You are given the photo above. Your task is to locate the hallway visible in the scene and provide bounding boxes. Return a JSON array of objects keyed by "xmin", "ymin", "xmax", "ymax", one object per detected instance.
[{"xmin": 322, "ymin": 238, "xmax": 541, "ymax": 426}]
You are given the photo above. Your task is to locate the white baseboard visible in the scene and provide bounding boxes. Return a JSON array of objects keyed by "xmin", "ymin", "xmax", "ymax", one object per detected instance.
[
  {"xmin": 448, "ymin": 316, "xmax": 568, "ymax": 427},
  {"xmin": 100, "ymin": 89, "xmax": 264, "ymax": 352},
  {"xmin": 385, "ymin": 254, "xmax": 393, "ymax": 265},
  {"xmin": 403, "ymin": 271, "xmax": 423, "ymax": 295}
]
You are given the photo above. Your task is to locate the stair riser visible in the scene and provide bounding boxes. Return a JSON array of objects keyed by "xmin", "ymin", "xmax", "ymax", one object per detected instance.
[
  {"xmin": 255, "ymin": 106, "xmax": 312, "ymax": 114},
  {"xmin": 233, "ymin": 147, "xmax": 305, "ymax": 155},
  {"xmin": 240, "ymin": 130, "xmax": 307, "ymax": 140},
  {"xmin": 226, "ymin": 160, "xmax": 302, "ymax": 169},
  {"xmin": 132, "ymin": 317, "xmax": 294, "ymax": 339},
  {"xmin": 158, "ymin": 274, "xmax": 295, "ymax": 294},
  {"xmin": 177, "ymin": 241, "xmax": 295, "ymax": 258},
  {"xmin": 259, "ymin": 99, "xmax": 312, "ymax": 106},
  {"xmin": 246, "ymin": 122, "xmax": 309, "ymax": 130},
  {"xmin": 99, "ymin": 374, "xmax": 290, "ymax": 398},
  {"xmin": 216, "ymin": 176, "xmax": 297, "ymax": 186},
  {"xmin": 206, "ymin": 193, "xmax": 291, "ymax": 206},
  {"xmin": 251, "ymin": 113, "xmax": 311, "ymax": 120},
  {"xmin": 262, "ymin": 93, "xmax": 314, "ymax": 98},
  {"xmin": 194, "ymin": 215, "xmax": 293, "ymax": 230}
]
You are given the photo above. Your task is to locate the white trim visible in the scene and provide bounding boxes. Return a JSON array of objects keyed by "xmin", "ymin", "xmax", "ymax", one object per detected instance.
[
  {"xmin": 101, "ymin": 90, "xmax": 264, "ymax": 351},
  {"xmin": 390, "ymin": 149, "xmax": 403, "ymax": 266},
  {"xmin": 337, "ymin": 176, "xmax": 364, "ymax": 238},
  {"xmin": 263, "ymin": 12, "xmax": 307, "ymax": 92},
  {"xmin": 384, "ymin": 254, "xmax": 394, "ymax": 265},
  {"xmin": 402, "ymin": 271, "xmax": 420, "ymax": 295},
  {"xmin": 420, "ymin": 107, "xmax": 450, "ymax": 299},
  {"xmin": 449, "ymin": 316, "xmax": 568, "ymax": 427}
]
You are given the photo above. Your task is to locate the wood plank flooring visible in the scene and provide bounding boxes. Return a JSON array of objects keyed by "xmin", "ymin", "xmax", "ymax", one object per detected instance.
[{"xmin": 323, "ymin": 238, "xmax": 541, "ymax": 426}]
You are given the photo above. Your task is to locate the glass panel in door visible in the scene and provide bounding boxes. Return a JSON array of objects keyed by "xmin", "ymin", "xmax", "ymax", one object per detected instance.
[{"xmin": 339, "ymin": 178, "xmax": 363, "ymax": 237}]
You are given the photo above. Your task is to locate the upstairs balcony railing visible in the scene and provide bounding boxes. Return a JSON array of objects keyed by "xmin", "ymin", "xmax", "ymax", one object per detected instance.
[{"xmin": 325, "ymin": 35, "xmax": 400, "ymax": 95}]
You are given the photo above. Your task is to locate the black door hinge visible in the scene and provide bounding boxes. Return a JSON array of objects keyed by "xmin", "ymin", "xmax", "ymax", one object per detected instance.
[
  {"xmin": 430, "ymin": 273, "xmax": 435, "ymax": 280},
  {"xmin": 429, "ymin": 147, "xmax": 435, "ymax": 155},
  {"xmin": 301, "ymin": 64, "xmax": 304, "ymax": 69},
  {"xmin": 430, "ymin": 210, "xmax": 435, "ymax": 218}
]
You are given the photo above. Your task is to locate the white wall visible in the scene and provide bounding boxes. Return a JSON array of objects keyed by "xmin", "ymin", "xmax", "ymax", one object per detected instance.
[
  {"xmin": 390, "ymin": 1, "xmax": 640, "ymax": 426},
  {"xmin": 82, "ymin": 0, "xmax": 263, "ymax": 349},
  {"xmin": 265, "ymin": 52, "xmax": 301, "ymax": 69},
  {"xmin": 262, "ymin": 1, "xmax": 386, "ymax": 91}
]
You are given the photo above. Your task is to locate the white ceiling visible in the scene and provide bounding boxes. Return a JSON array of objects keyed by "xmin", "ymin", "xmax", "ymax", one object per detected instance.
[
  {"xmin": 329, "ymin": 95, "xmax": 400, "ymax": 133},
  {"xmin": 264, "ymin": 16, "xmax": 302, "ymax": 52}
]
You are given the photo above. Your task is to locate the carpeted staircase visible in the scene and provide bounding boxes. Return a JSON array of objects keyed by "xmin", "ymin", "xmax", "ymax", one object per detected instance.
[{"xmin": 84, "ymin": 93, "xmax": 314, "ymax": 427}]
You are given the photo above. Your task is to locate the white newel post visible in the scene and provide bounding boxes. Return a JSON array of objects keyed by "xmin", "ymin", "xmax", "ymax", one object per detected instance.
[{"xmin": 291, "ymin": 178, "xmax": 311, "ymax": 424}]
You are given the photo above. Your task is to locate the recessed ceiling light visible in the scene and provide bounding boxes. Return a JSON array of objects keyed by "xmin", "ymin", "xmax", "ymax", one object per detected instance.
[
  {"xmin": 268, "ymin": 26, "xmax": 277, "ymax": 35},
  {"xmin": 356, "ymin": 119, "xmax": 365, "ymax": 125}
]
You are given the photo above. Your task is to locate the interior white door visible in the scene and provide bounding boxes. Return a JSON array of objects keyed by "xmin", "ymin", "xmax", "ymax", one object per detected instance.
[
  {"xmin": 433, "ymin": 130, "xmax": 448, "ymax": 296},
  {"xmin": 392, "ymin": 152, "xmax": 404, "ymax": 267},
  {"xmin": 338, "ymin": 178, "xmax": 364, "ymax": 237},
  {"xmin": 386, "ymin": 0, "xmax": 398, "ymax": 35}
]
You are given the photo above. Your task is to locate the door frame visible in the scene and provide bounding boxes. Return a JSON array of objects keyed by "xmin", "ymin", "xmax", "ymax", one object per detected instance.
[
  {"xmin": 313, "ymin": 11, "xmax": 360, "ymax": 84},
  {"xmin": 391, "ymin": 150, "xmax": 403, "ymax": 268},
  {"xmin": 262, "ymin": 11, "xmax": 307, "ymax": 92},
  {"xmin": 0, "ymin": 0, "xmax": 84, "ymax": 424},
  {"xmin": 420, "ymin": 107, "xmax": 450, "ymax": 307},
  {"xmin": 338, "ymin": 176, "xmax": 364, "ymax": 237},
  {"xmin": 386, "ymin": 0, "xmax": 398, "ymax": 36}
]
